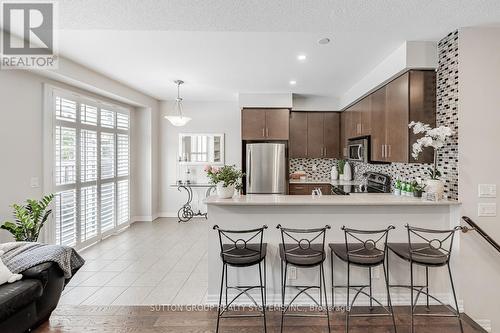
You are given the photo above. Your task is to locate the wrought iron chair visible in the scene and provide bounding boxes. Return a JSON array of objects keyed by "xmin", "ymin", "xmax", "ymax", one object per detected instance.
[
  {"xmin": 277, "ymin": 224, "xmax": 331, "ymax": 333},
  {"xmin": 213, "ymin": 224, "xmax": 268, "ymax": 333},
  {"xmin": 387, "ymin": 224, "xmax": 463, "ymax": 333},
  {"xmin": 330, "ymin": 225, "xmax": 397, "ymax": 333}
]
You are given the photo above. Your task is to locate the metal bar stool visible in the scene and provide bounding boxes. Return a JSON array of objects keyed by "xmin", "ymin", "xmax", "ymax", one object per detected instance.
[
  {"xmin": 277, "ymin": 224, "xmax": 331, "ymax": 333},
  {"xmin": 213, "ymin": 225, "xmax": 268, "ymax": 333},
  {"xmin": 329, "ymin": 225, "xmax": 397, "ymax": 333},
  {"xmin": 387, "ymin": 224, "xmax": 463, "ymax": 333}
]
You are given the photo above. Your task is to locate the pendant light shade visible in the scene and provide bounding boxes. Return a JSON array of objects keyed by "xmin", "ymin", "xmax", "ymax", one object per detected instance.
[{"xmin": 164, "ymin": 80, "xmax": 191, "ymax": 127}]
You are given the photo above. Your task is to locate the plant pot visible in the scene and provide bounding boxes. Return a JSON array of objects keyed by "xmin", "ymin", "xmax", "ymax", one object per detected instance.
[
  {"xmin": 413, "ymin": 190, "xmax": 423, "ymax": 198},
  {"xmin": 216, "ymin": 183, "xmax": 235, "ymax": 199},
  {"xmin": 425, "ymin": 179, "xmax": 444, "ymax": 200}
]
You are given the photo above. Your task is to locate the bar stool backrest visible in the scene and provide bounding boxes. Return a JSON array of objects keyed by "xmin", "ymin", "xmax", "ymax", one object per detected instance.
[
  {"xmin": 276, "ymin": 224, "xmax": 331, "ymax": 262},
  {"xmin": 406, "ymin": 224, "xmax": 462, "ymax": 263},
  {"xmin": 342, "ymin": 225, "xmax": 394, "ymax": 260},
  {"xmin": 213, "ymin": 225, "xmax": 267, "ymax": 261}
]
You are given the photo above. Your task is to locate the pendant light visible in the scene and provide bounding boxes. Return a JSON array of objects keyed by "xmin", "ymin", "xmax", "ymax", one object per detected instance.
[{"xmin": 164, "ymin": 80, "xmax": 191, "ymax": 126}]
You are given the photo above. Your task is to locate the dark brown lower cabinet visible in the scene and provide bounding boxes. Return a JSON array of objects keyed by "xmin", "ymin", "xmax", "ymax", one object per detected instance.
[{"xmin": 289, "ymin": 184, "xmax": 331, "ymax": 195}]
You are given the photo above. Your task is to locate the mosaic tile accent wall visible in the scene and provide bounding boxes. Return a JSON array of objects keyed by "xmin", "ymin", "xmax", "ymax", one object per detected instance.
[{"xmin": 289, "ymin": 31, "xmax": 459, "ymax": 199}]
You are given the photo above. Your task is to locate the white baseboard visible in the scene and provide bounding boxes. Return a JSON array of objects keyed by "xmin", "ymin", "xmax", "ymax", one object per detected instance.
[
  {"xmin": 158, "ymin": 212, "xmax": 177, "ymax": 218},
  {"xmin": 206, "ymin": 291, "xmax": 463, "ymax": 311},
  {"xmin": 131, "ymin": 215, "xmax": 154, "ymax": 222},
  {"xmin": 474, "ymin": 319, "xmax": 491, "ymax": 332}
]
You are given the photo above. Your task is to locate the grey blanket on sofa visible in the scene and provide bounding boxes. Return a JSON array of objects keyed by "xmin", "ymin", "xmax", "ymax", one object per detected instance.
[{"xmin": 0, "ymin": 242, "xmax": 85, "ymax": 279}]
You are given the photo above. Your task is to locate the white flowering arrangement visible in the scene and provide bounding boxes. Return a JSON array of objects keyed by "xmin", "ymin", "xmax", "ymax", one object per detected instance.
[{"xmin": 408, "ymin": 122, "xmax": 454, "ymax": 180}]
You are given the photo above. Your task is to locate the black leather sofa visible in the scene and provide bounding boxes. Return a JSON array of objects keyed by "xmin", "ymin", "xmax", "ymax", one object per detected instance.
[{"xmin": 0, "ymin": 262, "xmax": 65, "ymax": 333}]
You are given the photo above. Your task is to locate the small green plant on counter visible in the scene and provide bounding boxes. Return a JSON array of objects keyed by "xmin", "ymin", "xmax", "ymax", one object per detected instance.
[
  {"xmin": 411, "ymin": 179, "xmax": 427, "ymax": 197},
  {"xmin": 337, "ymin": 159, "xmax": 346, "ymax": 175},
  {"xmin": 1, "ymin": 194, "xmax": 54, "ymax": 242}
]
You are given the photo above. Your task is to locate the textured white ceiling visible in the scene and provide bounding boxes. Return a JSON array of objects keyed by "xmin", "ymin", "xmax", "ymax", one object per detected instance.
[{"xmin": 56, "ymin": 0, "xmax": 500, "ymax": 102}]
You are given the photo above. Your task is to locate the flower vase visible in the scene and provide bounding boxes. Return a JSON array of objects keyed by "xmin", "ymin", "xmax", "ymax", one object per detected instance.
[
  {"xmin": 216, "ymin": 183, "xmax": 235, "ymax": 199},
  {"xmin": 426, "ymin": 180, "xmax": 444, "ymax": 200}
]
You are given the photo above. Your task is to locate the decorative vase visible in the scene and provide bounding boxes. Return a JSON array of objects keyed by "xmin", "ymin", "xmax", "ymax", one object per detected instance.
[
  {"xmin": 331, "ymin": 167, "xmax": 338, "ymax": 180},
  {"xmin": 426, "ymin": 180, "xmax": 444, "ymax": 200},
  {"xmin": 216, "ymin": 183, "xmax": 235, "ymax": 199},
  {"xmin": 343, "ymin": 162, "xmax": 352, "ymax": 181},
  {"xmin": 413, "ymin": 190, "xmax": 423, "ymax": 198}
]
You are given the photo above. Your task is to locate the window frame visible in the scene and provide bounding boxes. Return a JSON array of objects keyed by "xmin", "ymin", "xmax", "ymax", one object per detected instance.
[{"xmin": 43, "ymin": 84, "xmax": 130, "ymax": 249}]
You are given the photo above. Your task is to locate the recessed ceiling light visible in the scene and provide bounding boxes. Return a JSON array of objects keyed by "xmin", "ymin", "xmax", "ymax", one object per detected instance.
[
  {"xmin": 318, "ymin": 37, "xmax": 331, "ymax": 45},
  {"xmin": 289, "ymin": 80, "xmax": 297, "ymax": 85},
  {"xmin": 297, "ymin": 54, "xmax": 307, "ymax": 61}
]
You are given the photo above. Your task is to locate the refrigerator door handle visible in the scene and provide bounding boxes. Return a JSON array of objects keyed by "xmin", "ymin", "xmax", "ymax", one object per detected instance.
[{"xmin": 248, "ymin": 150, "xmax": 251, "ymax": 188}]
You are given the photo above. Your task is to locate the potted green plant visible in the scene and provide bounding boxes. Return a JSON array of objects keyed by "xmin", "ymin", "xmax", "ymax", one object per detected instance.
[
  {"xmin": 205, "ymin": 165, "xmax": 244, "ymax": 199},
  {"xmin": 1, "ymin": 194, "xmax": 54, "ymax": 242},
  {"xmin": 411, "ymin": 179, "xmax": 427, "ymax": 198},
  {"xmin": 337, "ymin": 159, "xmax": 346, "ymax": 180}
]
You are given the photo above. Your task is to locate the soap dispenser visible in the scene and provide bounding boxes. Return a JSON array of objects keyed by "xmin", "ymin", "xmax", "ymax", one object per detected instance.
[{"xmin": 343, "ymin": 161, "xmax": 352, "ymax": 181}]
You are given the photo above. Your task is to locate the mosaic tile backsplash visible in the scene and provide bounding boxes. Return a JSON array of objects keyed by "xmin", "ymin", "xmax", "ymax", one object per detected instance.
[{"xmin": 290, "ymin": 31, "xmax": 459, "ymax": 200}]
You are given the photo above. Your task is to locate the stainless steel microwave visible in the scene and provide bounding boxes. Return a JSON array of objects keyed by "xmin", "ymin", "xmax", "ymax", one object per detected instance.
[{"xmin": 347, "ymin": 137, "xmax": 369, "ymax": 163}]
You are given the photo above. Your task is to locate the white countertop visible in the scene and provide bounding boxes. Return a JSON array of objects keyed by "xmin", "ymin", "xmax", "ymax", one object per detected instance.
[
  {"xmin": 205, "ymin": 194, "xmax": 460, "ymax": 206},
  {"xmin": 289, "ymin": 179, "xmax": 361, "ymax": 185}
]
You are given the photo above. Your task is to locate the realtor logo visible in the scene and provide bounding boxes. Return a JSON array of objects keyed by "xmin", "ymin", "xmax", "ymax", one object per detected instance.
[{"xmin": 1, "ymin": 1, "xmax": 58, "ymax": 69}]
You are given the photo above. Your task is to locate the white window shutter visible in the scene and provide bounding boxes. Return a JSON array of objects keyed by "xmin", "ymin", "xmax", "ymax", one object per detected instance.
[
  {"xmin": 80, "ymin": 129, "xmax": 98, "ymax": 182},
  {"xmin": 101, "ymin": 182, "xmax": 115, "ymax": 232},
  {"xmin": 80, "ymin": 104, "xmax": 98, "ymax": 125},
  {"xmin": 55, "ymin": 97, "xmax": 77, "ymax": 122},
  {"xmin": 101, "ymin": 109, "xmax": 115, "ymax": 128},
  {"xmin": 55, "ymin": 126, "xmax": 76, "ymax": 186},
  {"xmin": 101, "ymin": 132, "xmax": 115, "ymax": 179},
  {"xmin": 117, "ymin": 180, "xmax": 129, "ymax": 225},
  {"xmin": 80, "ymin": 185, "xmax": 98, "ymax": 241},
  {"xmin": 117, "ymin": 112, "xmax": 129, "ymax": 130},
  {"xmin": 117, "ymin": 134, "xmax": 129, "ymax": 177},
  {"xmin": 55, "ymin": 189, "xmax": 77, "ymax": 246},
  {"xmin": 53, "ymin": 89, "xmax": 129, "ymax": 249}
]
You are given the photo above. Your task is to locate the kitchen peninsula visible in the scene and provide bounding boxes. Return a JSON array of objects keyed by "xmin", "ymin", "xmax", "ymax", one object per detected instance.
[{"xmin": 205, "ymin": 194, "xmax": 461, "ymax": 306}]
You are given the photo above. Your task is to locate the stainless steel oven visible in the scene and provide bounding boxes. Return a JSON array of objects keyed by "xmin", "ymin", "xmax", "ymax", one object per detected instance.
[{"xmin": 347, "ymin": 137, "xmax": 369, "ymax": 163}]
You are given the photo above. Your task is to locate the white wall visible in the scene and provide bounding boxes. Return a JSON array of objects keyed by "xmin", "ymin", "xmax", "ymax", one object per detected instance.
[
  {"xmin": 458, "ymin": 27, "xmax": 500, "ymax": 332},
  {"xmin": 159, "ymin": 100, "xmax": 240, "ymax": 216},
  {"xmin": 0, "ymin": 65, "xmax": 160, "ymax": 242},
  {"xmin": 340, "ymin": 41, "xmax": 437, "ymax": 109}
]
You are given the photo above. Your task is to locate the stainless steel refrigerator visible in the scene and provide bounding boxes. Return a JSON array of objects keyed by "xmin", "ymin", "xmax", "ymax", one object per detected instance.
[{"xmin": 246, "ymin": 143, "xmax": 286, "ymax": 194}]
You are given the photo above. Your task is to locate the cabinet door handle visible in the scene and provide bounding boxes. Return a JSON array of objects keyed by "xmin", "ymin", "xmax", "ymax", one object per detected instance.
[
  {"xmin": 262, "ymin": 128, "xmax": 265, "ymax": 137},
  {"xmin": 324, "ymin": 147, "xmax": 327, "ymax": 156},
  {"xmin": 388, "ymin": 145, "xmax": 391, "ymax": 158},
  {"xmin": 381, "ymin": 145, "xmax": 385, "ymax": 158},
  {"xmin": 266, "ymin": 128, "xmax": 269, "ymax": 137}
]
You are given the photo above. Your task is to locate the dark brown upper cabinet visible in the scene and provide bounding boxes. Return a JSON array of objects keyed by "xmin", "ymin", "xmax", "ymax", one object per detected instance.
[
  {"xmin": 241, "ymin": 108, "xmax": 290, "ymax": 140},
  {"xmin": 323, "ymin": 113, "xmax": 341, "ymax": 158},
  {"xmin": 340, "ymin": 70, "xmax": 436, "ymax": 163},
  {"xmin": 343, "ymin": 96, "xmax": 372, "ymax": 140},
  {"xmin": 369, "ymin": 70, "xmax": 436, "ymax": 163},
  {"xmin": 289, "ymin": 111, "xmax": 340, "ymax": 158},
  {"xmin": 341, "ymin": 70, "xmax": 436, "ymax": 164},
  {"xmin": 289, "ymin": 112, "xmax": 308, "ymax": 157}
]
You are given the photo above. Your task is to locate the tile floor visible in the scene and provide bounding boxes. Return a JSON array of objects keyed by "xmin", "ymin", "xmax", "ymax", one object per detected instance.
[{"xmin": 60, "ymin": 217, "xmax": 208, "ymax": 306}]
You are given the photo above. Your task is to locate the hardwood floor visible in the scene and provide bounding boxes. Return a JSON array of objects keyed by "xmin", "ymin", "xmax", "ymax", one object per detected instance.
[{"xmin": 35, "ymin": 305, "xmax": 485, "ymax": 333}]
